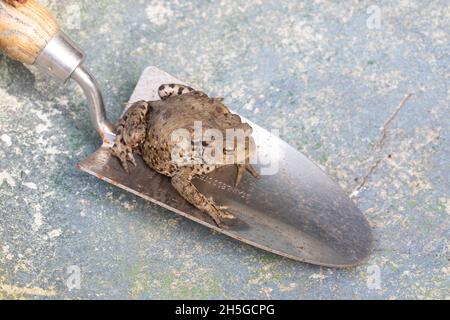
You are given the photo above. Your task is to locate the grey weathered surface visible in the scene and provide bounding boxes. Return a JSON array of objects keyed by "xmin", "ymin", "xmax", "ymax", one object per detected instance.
[{"xmin": 0, "ymin": 0, "xmax": 448, "ymax": 299}]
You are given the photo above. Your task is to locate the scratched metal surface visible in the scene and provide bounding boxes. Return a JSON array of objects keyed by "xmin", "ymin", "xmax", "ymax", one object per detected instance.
[{"xmin": 0, "ymin": 0, "xmax": 448, "ymax": 299}]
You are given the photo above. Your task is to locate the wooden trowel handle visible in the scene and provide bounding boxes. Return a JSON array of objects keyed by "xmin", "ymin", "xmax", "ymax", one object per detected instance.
[
  {"xmin": 0, "ymin": 0, "xmax": 60, "ymax": 65},
  {"xmin": 0, "ymin": 0, "xmax": 115, "ymax": 142}
]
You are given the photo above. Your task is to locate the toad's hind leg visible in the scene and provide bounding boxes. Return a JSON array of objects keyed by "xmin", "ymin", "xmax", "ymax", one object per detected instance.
[
  {"xmin": 171, "ymin": 169, "xmax": 235, "ymax": 227},
  {"xmin": 158, "ymin": 84, "xmax": 195, "ymax": 100}
]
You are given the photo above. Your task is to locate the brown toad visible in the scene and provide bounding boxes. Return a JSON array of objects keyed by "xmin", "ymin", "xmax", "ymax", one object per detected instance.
[{"xmin": 111, "ymin": 84, "xmax": 259, "ymax": 227}]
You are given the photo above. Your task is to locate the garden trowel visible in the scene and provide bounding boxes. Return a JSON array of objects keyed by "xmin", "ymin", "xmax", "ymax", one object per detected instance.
[{"xmin": 0, "ymin": 0, "xmax": 373, "ymax": 267}]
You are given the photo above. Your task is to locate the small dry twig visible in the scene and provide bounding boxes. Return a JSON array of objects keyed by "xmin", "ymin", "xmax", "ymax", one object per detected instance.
[{"xmin": 351, "ymin": 93, "xmax": 413, "ymax": 197}]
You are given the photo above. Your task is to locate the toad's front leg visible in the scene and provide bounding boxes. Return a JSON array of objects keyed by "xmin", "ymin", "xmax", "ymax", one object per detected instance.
[
  {"xmin": 111, "ymin": 100, "xmax": 150, "ymax": 172},
  {"xmin": 171, "ymin": 168, "xmax": 235, "ymax": 228},
  {"xmin": 235, "ymin": 163, "xmax": 260, "ymax": 187}
]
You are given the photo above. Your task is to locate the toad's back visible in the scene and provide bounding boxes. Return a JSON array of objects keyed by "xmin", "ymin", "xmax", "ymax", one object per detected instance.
[
  {"xmin": 146, "ymin": 91, "xmax": 243, "ymax": 145},
  {"xmin": 111, "ymin": 85, "xmax": 260, "ymax": 227},
  {"xmin": 141, "ymin": 91, "xmax": 245, "ymax": 175}
]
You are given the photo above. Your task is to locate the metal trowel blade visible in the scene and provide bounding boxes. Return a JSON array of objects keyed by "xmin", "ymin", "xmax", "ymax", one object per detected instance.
[{"xmin": 77, "ymin": 66, "xmax": 373, "ymax": 267}]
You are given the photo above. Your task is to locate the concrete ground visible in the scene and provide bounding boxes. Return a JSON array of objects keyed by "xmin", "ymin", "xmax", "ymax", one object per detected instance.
[{"xmin": 0, "ymin": 0, "xmax": 448, "ymax": 299}]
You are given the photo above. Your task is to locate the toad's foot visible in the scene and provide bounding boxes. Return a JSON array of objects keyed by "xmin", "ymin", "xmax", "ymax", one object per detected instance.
[
  {"xmin": 158, "ymin": 83, "xmax": 209, "ymax": 101},
  {"xmin": 158, "ymin": 84, "xmax": 194, "ymax": 100},
  {"xmin": 172, "ymin": 169, "xmax": 235, "ymax": 227},
  {"xmin": 111, "ymin": 143, "xmax": 136, "ymax": 173}
]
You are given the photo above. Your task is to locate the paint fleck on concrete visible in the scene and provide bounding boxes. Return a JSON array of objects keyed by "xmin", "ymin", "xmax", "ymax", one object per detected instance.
[{"xmin": 0, "ymin": 0, "xmax": 449, "ymax": 299}]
